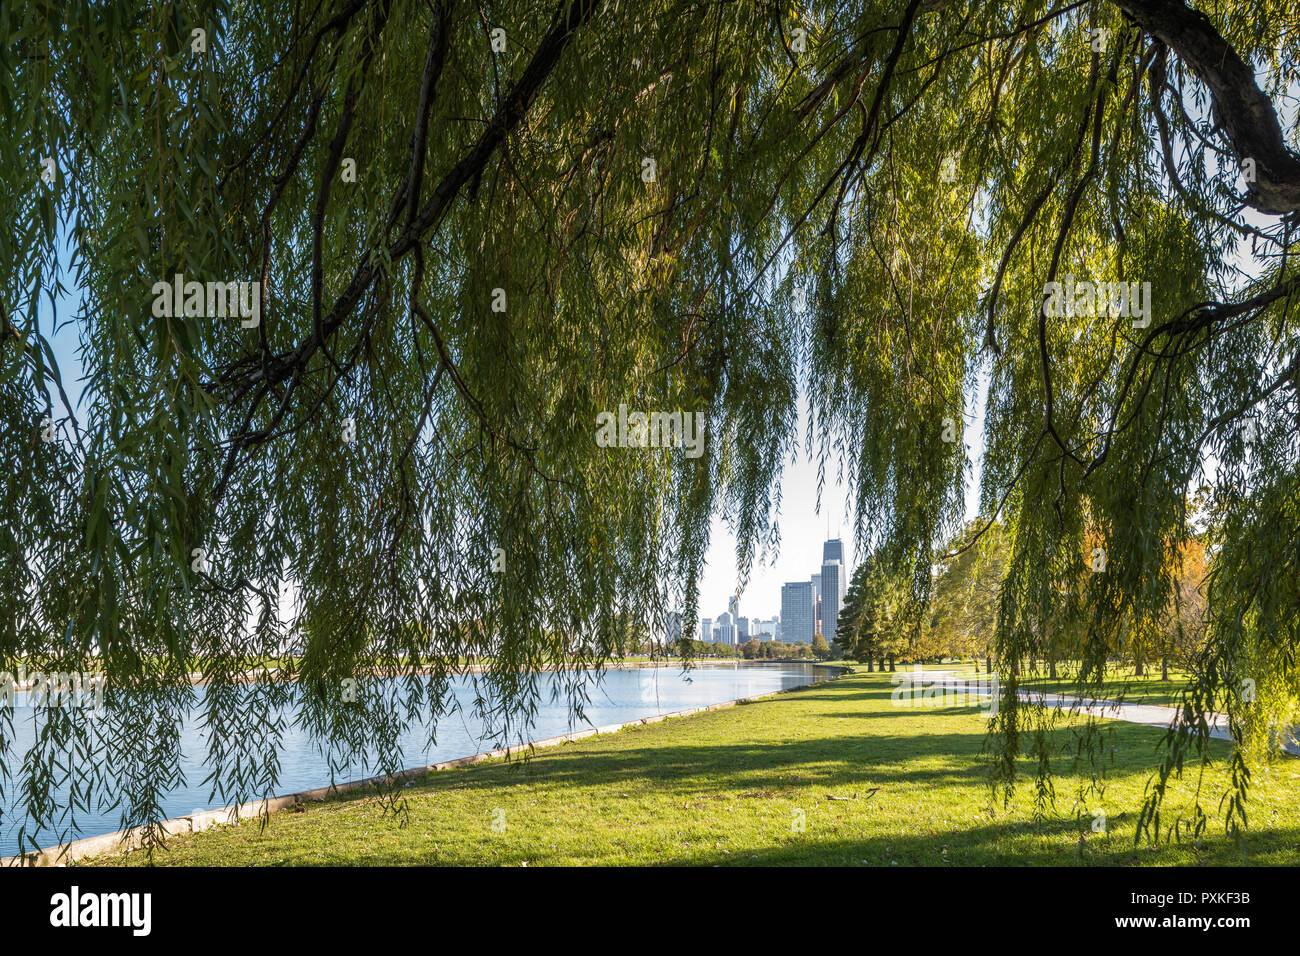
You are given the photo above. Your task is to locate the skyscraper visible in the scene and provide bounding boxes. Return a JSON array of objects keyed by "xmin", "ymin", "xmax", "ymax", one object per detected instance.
[
  {"xmin": 701, "ymin": 617, "xmax": 712, "ymax": 643},
  {"xmin": 820, "ymin": 537, "xmax": 848, "ymax": 643},
  {"xmin": 821, "ymin": 558, "xmax": 845, "ymax": 641},
  {"xmin": 780, "ymin": 581, "xmax": 815, "ymax": 644}
]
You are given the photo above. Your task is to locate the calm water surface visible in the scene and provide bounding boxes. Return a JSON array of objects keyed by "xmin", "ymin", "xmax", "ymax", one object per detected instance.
[{"xmin": 0, "ymin": 662, "xmax": 825, "ymax": 856}]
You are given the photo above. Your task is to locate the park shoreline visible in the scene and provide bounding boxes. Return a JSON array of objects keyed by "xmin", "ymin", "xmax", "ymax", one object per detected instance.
[{"xmin": 2, "ymin": 662, "xmax": 849, "ymax": 868}]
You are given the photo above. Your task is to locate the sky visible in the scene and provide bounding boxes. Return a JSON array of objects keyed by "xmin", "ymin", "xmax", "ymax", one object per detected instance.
[{"xmin": 695, "ymin": 379, "xmax": 989, "ymax": 623}]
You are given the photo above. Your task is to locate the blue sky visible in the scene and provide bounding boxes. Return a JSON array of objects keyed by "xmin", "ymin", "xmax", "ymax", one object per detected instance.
[{"xmin": 695, "ymin": 377, "xmax": 989, "ymax": 623}]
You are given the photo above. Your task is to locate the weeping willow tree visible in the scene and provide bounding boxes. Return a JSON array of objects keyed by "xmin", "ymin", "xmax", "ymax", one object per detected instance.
[{"xmin": 2, "ymin": 0, "xmax": 1298, "ymax": 855}]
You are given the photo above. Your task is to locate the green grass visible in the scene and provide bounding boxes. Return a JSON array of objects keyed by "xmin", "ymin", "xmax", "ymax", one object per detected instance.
[
  {"xmin": 863, "ymin": 660, "xmax": 1196, "ymax": 712},
  {"xmin": 1011, "ymin": 665, "xmax": 1193, "ymax": 708},
  {"xmin": 870, "ymin": 660, "xmax": 1196, "ymax": 708},
  {"xmin": 89, "ymin": 667, "xmax": 1300, "ymax": 866}
]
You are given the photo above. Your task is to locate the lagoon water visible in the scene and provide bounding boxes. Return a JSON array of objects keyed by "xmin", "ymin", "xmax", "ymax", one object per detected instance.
[{"xmin": 0, "ymin": 662, "xmax": 824, "ymax": 857}]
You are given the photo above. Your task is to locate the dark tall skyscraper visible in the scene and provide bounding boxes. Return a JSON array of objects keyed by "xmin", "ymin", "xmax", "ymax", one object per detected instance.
[{"xmin": 821, "ymin": 538, "xmax": 848, "ymax": 642}]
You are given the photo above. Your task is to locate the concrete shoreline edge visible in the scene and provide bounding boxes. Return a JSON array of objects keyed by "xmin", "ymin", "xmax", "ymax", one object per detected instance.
[{"xmin": 2, "ymin": 663, "xmax": 851, "ymax": 868}]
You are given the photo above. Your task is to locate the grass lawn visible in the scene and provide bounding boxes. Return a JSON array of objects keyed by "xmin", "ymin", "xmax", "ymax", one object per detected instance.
[
  {"xmin": 1015, "ymin": 665, "xmax": 1195, "ymax": 709},
  {"xmin": 88, "ymin": 666, "xmax": 1300, "ymax": 866},
  {"xmin": 841, "ymin": 661, "xmax": 1196, "ymax": 709}
]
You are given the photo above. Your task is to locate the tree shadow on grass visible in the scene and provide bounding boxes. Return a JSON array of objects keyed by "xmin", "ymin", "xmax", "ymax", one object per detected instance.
[
  {"xmin": 338, "ymin": 687, "xmax": 1236, "ymax": 809},
  {"xmin": 649, "ymin": 819, "xmax": 1300, "ymax": 867},
  {"xmin": 780, "ymin": 688, "xmax": 902, "ymax": 704},
  {"xmin": 235, "ymin": 799, "xmax": 1299, "ymax": 867},
  {"xmin": 142, "ymin": 696, "xmax": 1290, "ymax": 867},
  {"xmin": 455, "ymin": 730, "xmax": 998, "ymax": 795}
]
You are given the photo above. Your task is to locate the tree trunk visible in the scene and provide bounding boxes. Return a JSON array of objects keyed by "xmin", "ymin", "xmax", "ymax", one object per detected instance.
[
  {"xmin": 1161, "ymin": 655, "xmax": 1169, "ymax": 682},
  {"xmin": 888, "ymin": 654, "xmax": 896, "ymax": 672},
  {"xmin": 866, "ymin": 656, "xmax": 874, "ymax": 672},
  {"xmin": 1049, "ymin": 657, "xmax": 1057, "ymax": 680},
  {"xmin": 985, "ymin": 655, "xmax": 992, "ymax": 675},
  {"xmin": 1111, "ymin": 0, "xmax": 1300, "ymax": 216},
  {"xmin": 1134, "ymin": 658, "xmax": 1145, "ymax": 677}
]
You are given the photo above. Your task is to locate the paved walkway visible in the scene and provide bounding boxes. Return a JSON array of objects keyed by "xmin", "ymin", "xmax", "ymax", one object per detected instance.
[
  {"xmin": 891, "ymin": 668, "xmax": 1299, "ymax": 756},
  {"xmin": 1018, "ymin": 690, "xmax": 1300, "ymax": 756}
]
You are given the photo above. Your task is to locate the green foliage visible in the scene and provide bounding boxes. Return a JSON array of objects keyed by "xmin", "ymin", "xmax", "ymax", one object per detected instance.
[
  {"xmin": 927, "ymin": 522, "xmax": 1010, "ymax": 663},
  {"xmin": 740, "ymin": 639, "xmax": 812, "ymax": 660},
  {"xmin": 836, "ymin": 553, "xmax": 914, "ymax": 666}
]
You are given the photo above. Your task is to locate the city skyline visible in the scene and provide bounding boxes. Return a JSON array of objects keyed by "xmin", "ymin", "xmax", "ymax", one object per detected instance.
[
  {"xmin": 694, "ymin": 387, "xmax": 988, "ymax": 622},
  {"xmin": 699, "ymin": 535, "xmax": 848, "ymax": 646}
]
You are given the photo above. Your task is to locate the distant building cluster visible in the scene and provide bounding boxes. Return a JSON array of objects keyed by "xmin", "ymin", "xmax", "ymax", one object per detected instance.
[{"xmin": 700, "ymin": 538, "xmax": 848, "ymax": 647}]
